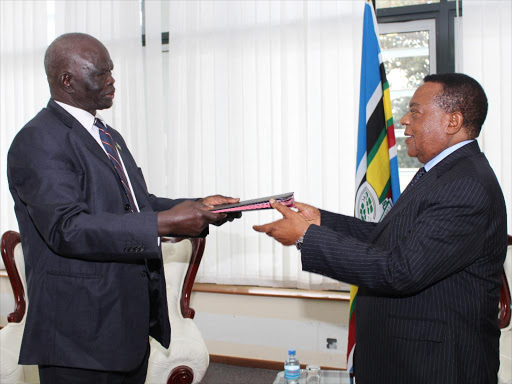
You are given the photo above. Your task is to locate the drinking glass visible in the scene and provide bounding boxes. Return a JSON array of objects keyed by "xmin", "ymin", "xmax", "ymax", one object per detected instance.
[{"xmin": 305, "ymin": 365, "xmax": 321, "ymax": 384}]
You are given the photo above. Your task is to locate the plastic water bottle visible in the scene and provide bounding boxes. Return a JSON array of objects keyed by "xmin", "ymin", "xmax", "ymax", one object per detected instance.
[{"xmin": 284, "ymin": 349, "xmax": 300, "ymax": 384}]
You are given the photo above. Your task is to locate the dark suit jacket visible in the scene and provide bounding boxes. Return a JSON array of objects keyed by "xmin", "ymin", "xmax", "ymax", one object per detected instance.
[
  {"xmin": 301, "ymin": 141, "xmax": 507, "ymax": 384},
  {"xmin": 7, "ymin": 100, "xmax": 187, "ymax": 371}
]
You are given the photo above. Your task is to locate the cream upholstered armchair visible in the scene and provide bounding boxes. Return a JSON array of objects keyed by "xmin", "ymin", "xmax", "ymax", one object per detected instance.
[{"xmin": 0, "ymin": 231, "xmax": 209, "ymax": 384}]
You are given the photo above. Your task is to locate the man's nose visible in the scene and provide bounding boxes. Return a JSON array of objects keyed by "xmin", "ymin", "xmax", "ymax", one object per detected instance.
[{"xmin": 400, "ymin": 113, "xmax": 409, "ymax": 126}]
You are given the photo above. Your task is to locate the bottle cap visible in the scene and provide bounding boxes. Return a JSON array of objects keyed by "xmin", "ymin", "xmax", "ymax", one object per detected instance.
[{"xmin": 288, "ymin": 349, "xmax": 296, "ymax": 355}]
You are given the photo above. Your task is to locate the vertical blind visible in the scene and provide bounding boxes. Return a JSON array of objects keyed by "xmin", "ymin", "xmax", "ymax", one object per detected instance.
[
  {"xmin": 1, "ymin": 0, "xmax": 510, "ymax": 289},
  {"xmin": 161, "ymin": 1, "xmax": 363, "ymax": 289},
  {"xmin": 461, "ymin": 0, "xmax": 511, "ymax": 237}
]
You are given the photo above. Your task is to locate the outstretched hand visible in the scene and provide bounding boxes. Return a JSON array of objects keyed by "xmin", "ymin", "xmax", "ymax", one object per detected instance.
[
  {"xmin": 294, "ymin": 202, "xmax": 321, "ymax": 226},
  {"xmin": 199, "ymin": 194, "xmax": 242, "ymax": 225},
  {"xmin": 200, "ymin": 194, "xmax": 240, "ymax": 207},
  {"xmin": 253, "ymin": 199, "xmax": 313, "ymax": 246},
  {"xmin": 157, "ymin": 200, "xmax": 227, "ymax": 237}
]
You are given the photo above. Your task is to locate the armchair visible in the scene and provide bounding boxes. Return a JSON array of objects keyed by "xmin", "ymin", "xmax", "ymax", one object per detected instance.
[
  {"xmin": 146, "ymin": 237, "xmax": 209, "ymax": 384},
  {"xmin": 0, "ymin": 231, "xmax": 39, "ymax": 384},
  {"xmin": 0, "ymin": 231, "xmax": 209, "ymax": 384},
  {"xmin": 498, "ymin": 235, "xmax": 512, "ymax": 384}
]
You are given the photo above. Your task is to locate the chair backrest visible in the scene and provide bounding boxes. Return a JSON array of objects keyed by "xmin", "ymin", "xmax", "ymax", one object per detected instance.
[
  {"xmin": 498, "ymin": 235, "xmax": 512, "ymax": 329},
  {"xmin": 1, "ymin": 231, "xmax": 26, "ymax": 323},
  {"xmin": 149, "ymin": 237, "xmax": 209, "ymax": 384},
  {"xmin": 161, "ymin": 237, "xmax": 205, "ymax": 320}
]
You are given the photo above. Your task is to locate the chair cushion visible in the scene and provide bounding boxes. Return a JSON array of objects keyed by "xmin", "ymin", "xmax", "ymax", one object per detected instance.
[{"xmin": 0, "ymin": 322, "xmax": 25, "ymax": 383}]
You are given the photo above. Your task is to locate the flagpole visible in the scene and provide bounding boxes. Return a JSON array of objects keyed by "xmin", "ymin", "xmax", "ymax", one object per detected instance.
[{"xmin": 348, "ymin": 0, "xmax": 400, "ymax": 381}]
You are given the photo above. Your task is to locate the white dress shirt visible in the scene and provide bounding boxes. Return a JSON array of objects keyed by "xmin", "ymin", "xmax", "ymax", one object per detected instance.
[{"xmin": 54, "ymin": 100, "xmax": 141, "ymax": 211}]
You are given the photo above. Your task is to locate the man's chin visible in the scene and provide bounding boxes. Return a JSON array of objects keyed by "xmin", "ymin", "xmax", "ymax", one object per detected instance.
[
  {"xmin": 98, "ymin": 100, "xmax": 114, "ymax": 110},
  {"xmin": 406, "ymin": 145, "xmax": 417, "ymax": 159}
]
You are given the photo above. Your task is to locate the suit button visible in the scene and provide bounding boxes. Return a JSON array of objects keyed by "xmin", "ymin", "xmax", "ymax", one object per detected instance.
[
  {"xmin": 125, "ymin": 204, "xmax": 131, "ymax": 211},
  {"xmin": 141, "ymin": 271, "xmax": 147, "ymax": 277}
]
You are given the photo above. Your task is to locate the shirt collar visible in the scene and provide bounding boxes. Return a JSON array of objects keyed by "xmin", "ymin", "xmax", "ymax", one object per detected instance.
[
  {"xmin": 424, "ymin": 139, "xmax": 474, "ymax": 172},
  {"xmin": 54, "ymin": 100, "xmax": 107, "ymax": 130}
]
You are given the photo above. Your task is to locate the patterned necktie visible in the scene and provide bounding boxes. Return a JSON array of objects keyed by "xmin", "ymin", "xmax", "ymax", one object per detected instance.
[
  {"xmin": 94, "ymin": 119, "xmax": 137, "ymax": 212},
  {"xmin": 402, "ymin": 166, "xmax": 426, "ymax": 195}
]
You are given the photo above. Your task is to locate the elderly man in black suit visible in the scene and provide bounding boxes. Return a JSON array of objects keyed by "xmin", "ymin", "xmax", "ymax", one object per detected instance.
[
  {"xmin": 8, "ymin": 32, "xmax": 239, "ymax": 384},
  {"xmin": 254, "ymin": 73, "xmax": 507, "ymax": 384}
]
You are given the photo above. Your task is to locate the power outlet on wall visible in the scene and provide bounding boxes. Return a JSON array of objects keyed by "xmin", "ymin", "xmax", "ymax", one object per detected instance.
[{"xmin": 326, "ymin": 338, "xmax": 338, "ymax": 350}]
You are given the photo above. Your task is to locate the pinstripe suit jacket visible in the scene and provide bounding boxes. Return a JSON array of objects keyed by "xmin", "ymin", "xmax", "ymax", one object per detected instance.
[{"xmin": 301, "ymin": 141, "xmax": 507, "ymax": 384}]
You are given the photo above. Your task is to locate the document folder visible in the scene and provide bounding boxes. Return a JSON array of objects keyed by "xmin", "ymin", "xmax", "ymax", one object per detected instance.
[{"xmin": 211, "ymin": 192, "xmax": 295, "ymax": 213}]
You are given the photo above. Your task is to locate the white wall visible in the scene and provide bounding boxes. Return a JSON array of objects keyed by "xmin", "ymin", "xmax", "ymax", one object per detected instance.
[{"xmin": 191, "ymin": 291, "xmax": 348, "ymax": 369}]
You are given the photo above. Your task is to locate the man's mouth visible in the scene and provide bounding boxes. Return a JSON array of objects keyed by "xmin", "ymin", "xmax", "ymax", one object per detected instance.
[
  {"xmin": 104, "ymin": 88, "xmax": 116, "ymax": 99},
  {"xmin": 404, "ymin": 131, "xmax": 413, "ymax": 145}
]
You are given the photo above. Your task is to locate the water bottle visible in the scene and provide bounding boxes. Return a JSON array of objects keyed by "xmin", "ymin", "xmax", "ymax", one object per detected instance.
[{"xmin": 284, "ymin": 349, "xmax": 300, "ymax": 384}]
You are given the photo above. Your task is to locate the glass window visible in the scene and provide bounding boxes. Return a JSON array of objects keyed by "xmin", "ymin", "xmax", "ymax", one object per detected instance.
[
  {"xmin": 376, "ymin": 0, "xmax": 439, "ymax": 9},
  {"xmin": 379, "ymin": 19, "xmax": 436, "ymax": 188}
]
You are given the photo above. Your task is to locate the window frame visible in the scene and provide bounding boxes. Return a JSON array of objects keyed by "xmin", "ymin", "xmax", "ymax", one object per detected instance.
[
  {"xmin": 375, "ymin": 0, "xmax": 462, "ymax": 74},
  {"xmin": 374, "ymin": 0, "xmax": 461, "ymax": 187},
  {"xmin": 378, "ymin": 19, "xmax": 436, "ymax": 187}
]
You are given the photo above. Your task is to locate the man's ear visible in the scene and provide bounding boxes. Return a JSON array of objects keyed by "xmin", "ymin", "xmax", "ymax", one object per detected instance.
[
  {"xmin": 60, "ymin": 73, "xmax": 74, "ymax": 94},
  {"xmin": 446, "ymin": 111, "xmax": 464, "ymax": 135}
]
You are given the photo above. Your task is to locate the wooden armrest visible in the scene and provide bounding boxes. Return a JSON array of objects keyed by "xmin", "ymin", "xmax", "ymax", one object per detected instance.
[
  {"xmin": 498, "ymin": 235, "xmax": 512, "ymax": 329},
  {"xmin": 1, "ymin": 231, "xmax": 25, "ymax": 323}
]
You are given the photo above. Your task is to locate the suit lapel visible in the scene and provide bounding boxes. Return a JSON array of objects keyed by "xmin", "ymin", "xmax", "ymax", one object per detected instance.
[
  {"xmin": 46, "ymin": 99, "xmax": 116, "ymax": 171},
  {"xmin": 46, "ymin": 99, "xmax": 149, "ymax": 210},
  {"xmin": 368, "ymin": 141, "xmax": 481, "ymax": 242}
]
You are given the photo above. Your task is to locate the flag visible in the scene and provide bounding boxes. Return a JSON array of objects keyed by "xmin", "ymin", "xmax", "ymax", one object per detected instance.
[{"xmin": 347, "ymin": 0, "xmax": 400, "ymax": 380}]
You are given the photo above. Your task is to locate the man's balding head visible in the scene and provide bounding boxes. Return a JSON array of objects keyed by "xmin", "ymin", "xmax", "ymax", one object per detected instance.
[
  {"xmin": 45, "ymin": 33, "xmax": 103, "ymax": 86},
  {"xmin": 44, "ymin": 33, "xmax": 115, "ymax": 115}
]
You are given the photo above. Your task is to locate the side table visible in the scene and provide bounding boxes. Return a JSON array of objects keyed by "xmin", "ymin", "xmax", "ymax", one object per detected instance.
[{"xmin": 273, "ymin": 369, "xmax": 351, "ymax": 384}]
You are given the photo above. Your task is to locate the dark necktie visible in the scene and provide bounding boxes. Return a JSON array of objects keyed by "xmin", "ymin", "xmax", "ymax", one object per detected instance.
[
  {"xmin": 402, "ymin": 166, "xmax": 426, "ymax": 195},
  {"xmin": 94, "ymin": 119, "xmax": 138, "ymax": 212}
]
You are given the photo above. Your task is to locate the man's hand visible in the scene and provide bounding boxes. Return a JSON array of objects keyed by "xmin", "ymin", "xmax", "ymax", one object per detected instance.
[
  {"xmin": 199, "ymin": 194, "xmax": 239, "ymax": 207},
  {"xmin": 295, "ymin": 202, "xmax": 321, "ymax": 226},
  {"xmin": 157, "ymin": 200, "xmax": 227, "ymax": 237},
  {"xmin": 199, "ymin": 194, "xmax": 242, "ymax": 225},
  {"xmin": 253, "ymin": 199, "xmax": 312, "ymax": 246}
]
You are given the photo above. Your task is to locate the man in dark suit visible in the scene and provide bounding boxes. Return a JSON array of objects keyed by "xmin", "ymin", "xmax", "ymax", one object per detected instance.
[
  {"xmin": 254, "ymin": 73, "xmax": 507, "ymax": 383},
  {"xmin": 7, "ymin": 33, "xmax": 239, "ymax": 384}
]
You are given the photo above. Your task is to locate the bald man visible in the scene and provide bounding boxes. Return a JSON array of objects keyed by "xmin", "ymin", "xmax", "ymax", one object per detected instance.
[{"xmin": 8, "ymin": 33, "xmax": 238, "ymax": 384}]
